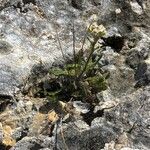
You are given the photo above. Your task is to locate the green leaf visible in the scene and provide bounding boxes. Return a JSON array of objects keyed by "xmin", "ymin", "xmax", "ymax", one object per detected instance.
[
  {"xmin": 47, "ymin": 90, "xmax": 61, "ymax": 104},
  {"xmin": 75, "ymin": 49, "xmax": 84, "ymax": 64},
  {"xmin": 49, "ymin": 67, "xmax": 68, "ymax": 76},
  {"xmin": 86, "ymin": 75, "xmax": 107, "ymax": 92},
  {"xmin": 47, "ymin": 90, "xmax": 60, "ymax": 96},
  {"xmin": 85, "ymin": 60, "xmax": 95, "ymax": 71}
]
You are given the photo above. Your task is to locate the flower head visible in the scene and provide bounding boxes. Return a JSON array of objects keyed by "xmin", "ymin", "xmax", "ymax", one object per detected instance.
[{"xmin": 88, "ymin": 22, "xmax": 106, "ymax": 38}]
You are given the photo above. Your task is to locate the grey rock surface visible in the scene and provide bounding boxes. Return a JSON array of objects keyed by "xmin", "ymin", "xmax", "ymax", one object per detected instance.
[
  {"xmin": 105, "ymin": 86, "xmax": 150, "ymax": 150},
  {"xmin": 0, "ymin": 123, "xmax": 3, "ymax": 143},
  {"xmin": 10, "ymin": 136, "xmax": 54, "ymax": 150},
  {"xmin": 55, "ymin": 119, "xmax": 121, "ymax": 150},
  {"xmin": 0, "ymin": 0, "xmax": 150, "ymax": 150},
  {"xmin": 134, "ymin": 59, "xmax": 150, "ymax": 87},
  {"xmin": 0, "ymin": 0, "xmax": 85, "ymax": 96}
]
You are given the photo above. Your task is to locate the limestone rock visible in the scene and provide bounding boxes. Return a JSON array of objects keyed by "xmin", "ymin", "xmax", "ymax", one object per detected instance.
[{"xmin": 0, "ymin": 0, "xmax": 150, "ymax": 150}]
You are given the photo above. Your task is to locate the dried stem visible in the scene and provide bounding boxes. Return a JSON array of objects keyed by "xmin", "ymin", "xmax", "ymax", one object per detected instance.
[
  {"xmin": 55, "ymin": 28, "xmax": 66, "ymax": 61},
  {"xmin": 72, "ymin": 20, "xmax": 77, "ymax": 77},
  {"xmin": 80, "ymin": 22, "xmax": 93, "ymax": 52}
]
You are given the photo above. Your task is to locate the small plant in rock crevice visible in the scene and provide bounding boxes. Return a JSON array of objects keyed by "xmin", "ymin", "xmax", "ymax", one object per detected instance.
[{"xmin": 34, "ymin": 22, "xmax": 109, "ymax": 107}]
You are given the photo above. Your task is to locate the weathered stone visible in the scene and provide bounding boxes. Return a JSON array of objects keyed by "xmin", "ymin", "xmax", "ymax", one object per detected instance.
[
  {"xmin": 134, "ymin": 59, "xmax": 150, "ymax": 87},
  {"xmin": 102, "ymin": 64, "xmax": 135, "ymax": 97},
  {"xmin": 103, "ymin": 27, "xmax": 124, "ymax": 52},
  {"xmin": 0, "ymin": 123, "xmax": 3, "ymax": 143},
  {"xmin": 53, "ymin": 119, "xmax": 121, "ymax": 150},
  {"xmin": 126, "ymin": 32, "xmax": 150, "ymax": 69},
  {"xmin": 0, "ymin": 0, "xmax": 150, "ymax": 150},
  {"xmin": 0, "ymin": 0, "xmax": 85, "ymax": 96},
  {"xmin": 73, "ymin": 101, "xmax": 90, "ymax": 114},
  {"xmin": 10, "ymin": 136, "xmax": 54, "ymax": 150},
  {"xmin": 104, "ymin": 86, "xmax": 150, "ymax": 150},
  {"xmin": 126, "ymin": 49, "xmax": 146, "ymax": 69}
]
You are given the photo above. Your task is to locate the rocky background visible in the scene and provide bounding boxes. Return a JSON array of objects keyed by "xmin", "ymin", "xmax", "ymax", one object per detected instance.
[{"xmin": 0, "ymin": 0, "xmax": 150, "ymax": 150}]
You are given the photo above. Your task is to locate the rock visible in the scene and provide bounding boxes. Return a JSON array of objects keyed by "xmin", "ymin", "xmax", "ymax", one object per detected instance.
[
  {"xmin": 0, "ymin": 0, "xmax": 85, "ymax": 96},
  {"xmin": 11, "ymin": 127, "xmax": 26, "ymax": 141},
  {"xmin": 94, "ymin": 100, "xmax": 118, "ymax": 114},
  {"xmin": 100, "ymin": 47, "xmax": 121, "ymax": 66},
  {"xmin": 0, "ymin": 40, "xmax": 13, "ymax": 55},
  {"xmin": 2, "ymin": 125, "xmax": 16, "ymax": 147},
  {"xmin": 0, "ymin": 64, "xmax": 19, "ymax": 96},
  {"xmin": 0, "ymin": 0, "xmax": 149, "ymax": 97},
  {"xmin": 53, "ymin": 119, "xmax": 121, "ymax": 150},
  {"xmin": 120, "ymin": 148, "xmax": 140, "ymax": 150},
  {"xmin": 125, "ymin": 32, "xmax": 150, "ymax": 69},
  {"xmin": 130, "ymin": 1, "xmax": 143, "ymax": 15},
  {"xmin": 0, "ymin": 123, "xmax": 3, "ymax": 143},
  {"xmin": 28, "ymin": 112, "xmax": 47, "ymax": 136},
  {"xmin": 102, "ymin": 141, "xmax": 116, "ymax": 150},
  {"xmin": 104, "ymin": 86, "xmax": 150, "ymax": 150},
  {"xmin": 99, "ymin": 45, "xmax": 135, "ymax": 96},
  {"xmin": 0, "ymin": 0, "xmax": 150, "ymax": 150},
  {"xmin": 103, "ymin": 27, "xmax": 124, "ymax": 52},
  {"xmin": 73, "ymin": 101, "xmax": 90, "ymax": 114},
  {"xmin": 55, "ymin": 120, "xmax": 90, "ymax": 149},
  {"xmin": 10, "ymin": 136, "xmax": 54, "ymax": 150},
  {"xmin": 134, "ymin": 58, "xmax": 150, "ymax": 87},
  {"xmin": 40, "ymin": 148, "xmax": 51, "ymax": 150},
  {"xmin": 68, "ymin": 0, "xmax": 85, "ymax": 10},
  {"xmin": 102, "ymin": 64, "xmax": 135, "ymax": 97},
  {"xmin": 96, "ymin": 88, "xmax": 116, "ymax": 102},
  {"xmin": 126, "ymin": 49, "xmax": 146, "ymax": 69}
]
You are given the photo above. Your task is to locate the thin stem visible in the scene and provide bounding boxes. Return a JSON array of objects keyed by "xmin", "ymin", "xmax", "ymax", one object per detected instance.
[
  {"xmin": 55, "ymin": 28, "xmax": 70, "ymax": 76},
  {"xmin": 80, "ymin": 28, "xmax": 88, "ymax": 52},
  {"xmin": 53, "ymin": 5, "xmax": 66, "ymax": 61},
  {"xmin": 77, "ymin": 37, "xmax": 98, "ymax": 80},
  {"xmin": 55, "ymin": 28, "xmax": 66, "ymax": 61},
  {"xmin": 80, "ymin": 22, "xmax": 93, "ymax": 52},
  {"xmin": 72, "ymin": 20, "xmax": 77, "ymax": 77},
  {"xmin": 92, "ymin": 53, "xmax": 103, "ymax": 68}
]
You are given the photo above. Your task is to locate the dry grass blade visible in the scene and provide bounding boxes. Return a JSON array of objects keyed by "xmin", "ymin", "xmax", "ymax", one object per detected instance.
[
  {"xmin": 80, "ymin": 22, "xmax": 93, "ymax": 52},
  {"xmin": 72, "ymin": 19, "xmax": 77, "ymax": 77},
  {"xmin": 53, "ymin": 5, "xmax": 66, "ymax": 61},
  {"xmin": 55, "ymin": 27, "xmax": 66, "ymax": 61}
]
